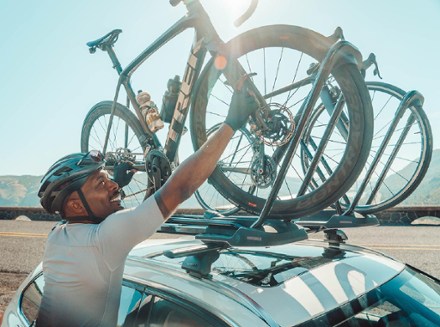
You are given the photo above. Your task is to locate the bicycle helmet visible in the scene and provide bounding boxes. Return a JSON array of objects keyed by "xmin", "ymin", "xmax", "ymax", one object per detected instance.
[{"xmin": 38, "ymin": 151, "xmax": 105, "ymax": 215}]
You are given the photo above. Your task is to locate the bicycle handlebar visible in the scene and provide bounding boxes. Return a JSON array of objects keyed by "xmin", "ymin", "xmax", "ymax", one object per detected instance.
[
  {"xmin": 234, "ymin": 0, "xmax": 258, "ymax": 27},
  {"xmin": 361, "ymin": 53, "xmax": 382, "ymax": 79},
  {"xmin": 361, "ymin": 53, "xmax": 376, "ymax": 70},
  {"xmin": 169, "ymin": 0, "xmax": 181, "ymax": 7},
  {"xmin": 170, "ymin": 0, "xmax": 258, "ymax": 27}
]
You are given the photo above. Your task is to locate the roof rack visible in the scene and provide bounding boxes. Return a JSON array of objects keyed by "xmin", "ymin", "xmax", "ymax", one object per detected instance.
[
  {"xmin": 160, "ymin": 215, "xmax": 307, "ymax": 278},
  {"xmin": 158, "ymin": 211, "xmax": 378, "ymax": 278}
]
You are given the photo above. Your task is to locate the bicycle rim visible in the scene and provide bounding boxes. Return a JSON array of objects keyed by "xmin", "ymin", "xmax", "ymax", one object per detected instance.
[
  {"xmin": 190, "ymin": 25, "xmax": 373, "ymax": 218},
  {"xmin": 81, "ymin": 101, "xmax": 150, "ymax": 209}
]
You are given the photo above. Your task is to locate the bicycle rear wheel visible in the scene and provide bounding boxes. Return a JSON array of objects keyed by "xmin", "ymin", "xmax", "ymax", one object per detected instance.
[
  {"xmin": 190, "ymin": 25, "xmax": 373, "ymax": 218},
  {"xmin": 338, "ymin": 82, "xmax": 432, "ymax": 213},
  {"xmin": 81, "ymin": 101, "xmax": 149, "ymax": 208}
]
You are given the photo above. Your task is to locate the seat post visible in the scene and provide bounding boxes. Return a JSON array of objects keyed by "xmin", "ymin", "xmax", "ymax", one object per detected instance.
[{"xmin": 103, "ymin": 45, "xmax": 123, "ymax": 75}]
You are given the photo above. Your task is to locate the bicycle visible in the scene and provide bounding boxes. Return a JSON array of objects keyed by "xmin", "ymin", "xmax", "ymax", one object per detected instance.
[
  {"xmin": 301, "ymin": 53, "xmax": 433, "ymax": 215},
  {"xmin": 81, "ymin": 0, "xmax": 373, "ymax": 219}
]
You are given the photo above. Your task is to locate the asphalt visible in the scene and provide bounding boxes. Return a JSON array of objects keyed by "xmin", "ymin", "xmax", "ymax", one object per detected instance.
[{"xmin": 1, "ymin": 219, "xmax": 439, "ymax": 279}]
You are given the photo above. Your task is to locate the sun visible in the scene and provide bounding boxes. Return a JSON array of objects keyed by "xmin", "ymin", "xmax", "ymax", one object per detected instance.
[{"xmin": 204, "ymin": 0, "xmax": 253, "ymax": 30}]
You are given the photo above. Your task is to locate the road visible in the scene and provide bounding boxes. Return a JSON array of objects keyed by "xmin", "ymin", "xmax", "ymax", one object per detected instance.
[
  {"xmin": 1, "ymin": 219, "xmax": 439, "ymax": 278},
  {"xmin": 1, "ymin": 219, "xmax": 439, "ymax": 315}
]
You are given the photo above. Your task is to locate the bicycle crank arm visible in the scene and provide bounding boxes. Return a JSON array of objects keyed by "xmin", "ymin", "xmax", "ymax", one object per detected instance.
[{"xmin": 219, "ymin": 166, "xmax": 251, "ymax": 175}]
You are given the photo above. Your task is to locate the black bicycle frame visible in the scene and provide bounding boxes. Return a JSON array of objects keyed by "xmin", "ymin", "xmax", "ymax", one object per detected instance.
[
  {"xmin": 102, "ymin": 0, "xmax": 222, "ymax": 163},
  {"xmin": 98, "ymin": 1, "xmax": 366, "ymax": 222}
]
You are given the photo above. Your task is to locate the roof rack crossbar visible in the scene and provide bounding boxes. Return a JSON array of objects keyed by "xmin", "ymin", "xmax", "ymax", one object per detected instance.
[
  {"xmin": 164, "ymin": 243, "xmax": 226, "ymax": 259},
  {"xmin": 164, "ymin": 242, "xmax": 227, "ymax": 279}
]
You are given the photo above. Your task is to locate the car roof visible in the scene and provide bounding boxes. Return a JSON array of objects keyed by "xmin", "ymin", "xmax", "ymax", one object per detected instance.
[{"xmin": 126, "ymin": 236, "xmax": 405, "ymax": 326}]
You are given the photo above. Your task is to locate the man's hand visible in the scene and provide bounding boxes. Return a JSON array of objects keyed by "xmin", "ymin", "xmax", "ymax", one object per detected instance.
[
  {"xmin": 224, "ymin": 87, "xmax": 259, "ymax": 131},
  {"xmin": 113, "ymin": 161, "xmax": 136, "ymax": 188}
]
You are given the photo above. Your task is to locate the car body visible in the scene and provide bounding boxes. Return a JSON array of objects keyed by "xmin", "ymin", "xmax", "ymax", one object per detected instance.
[{"xmin": 3, "ymin": 230, "xmax": 440, "ymax": 326}]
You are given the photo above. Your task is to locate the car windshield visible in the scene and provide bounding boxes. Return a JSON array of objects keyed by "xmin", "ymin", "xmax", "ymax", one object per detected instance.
[
  {"xmin": 150, "ymin": 243, "xmax": 353, "ymax": 287},
  {"xmin": 313, "ymin": 266, "xmax": 440, "ymax": 326},
  {"xmin": 211, "ymin": 248, "xmax": 334, "ymax": 287}
]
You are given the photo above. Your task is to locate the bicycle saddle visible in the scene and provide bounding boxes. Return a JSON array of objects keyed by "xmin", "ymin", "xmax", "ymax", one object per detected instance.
[{"xmin": 86, "ymin": 29, "xmax": 122, "ymax": 51}]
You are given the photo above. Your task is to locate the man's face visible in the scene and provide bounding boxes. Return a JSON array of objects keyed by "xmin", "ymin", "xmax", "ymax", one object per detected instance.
[{"xmin": 81, "ymin": 170, "xmax": 123, "ymax": 219}]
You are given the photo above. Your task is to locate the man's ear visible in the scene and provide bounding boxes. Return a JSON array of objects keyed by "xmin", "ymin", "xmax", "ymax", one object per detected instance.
[{"xmin": 64, "ymin": 195, "xmax": 87, "ymax": 216}]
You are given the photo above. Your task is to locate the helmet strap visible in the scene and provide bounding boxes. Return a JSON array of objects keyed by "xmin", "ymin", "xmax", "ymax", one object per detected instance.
[{"xmin": 76, "ymin": 188, "xmax": 104, "ymax": 224}]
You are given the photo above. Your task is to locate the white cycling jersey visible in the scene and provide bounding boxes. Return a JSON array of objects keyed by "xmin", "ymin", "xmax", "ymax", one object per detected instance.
[{"xmin": 37, "ymin": 195, "xmax": 164, "ymax": 327}]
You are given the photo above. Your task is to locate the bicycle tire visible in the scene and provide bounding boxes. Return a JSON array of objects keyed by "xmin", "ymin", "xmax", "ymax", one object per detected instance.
[
  {"xmin": 190, "ymin": 25, "xmax": 373, "ymax": 218},
  {"xmin": 194, "ymin": 124, "xmax": 255, "ymax": 216},
  {"xmin": 81, "ymin": 101, "xmax": 150, "ymax": 209},
  {"xmin": 330, "ymin": 82, "xmax": 432, "ymax": 213}
]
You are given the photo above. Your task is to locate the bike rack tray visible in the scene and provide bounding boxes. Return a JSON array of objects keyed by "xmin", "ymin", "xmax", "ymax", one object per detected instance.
[
  {"xmin": 197, "ymin": 219, "xmax": 308, "ymax": 246},
  {"xmin": 159, "ymin": 216, "xmax": 308, "ymax": 247},
  {"xmin": 295, "ymin": 210, "xmax": 379, "ymax": 229}
]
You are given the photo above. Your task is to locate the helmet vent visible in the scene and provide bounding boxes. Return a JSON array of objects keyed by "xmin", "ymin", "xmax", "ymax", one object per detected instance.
[{"xmin": 55, "ymin": 166, "xmax": 72, "ymax": 176}]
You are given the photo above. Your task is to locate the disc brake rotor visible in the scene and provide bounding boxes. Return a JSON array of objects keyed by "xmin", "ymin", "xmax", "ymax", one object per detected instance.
[{"xmin": 251, "ymin": 103, "xmax": 295, "ymax": 146}]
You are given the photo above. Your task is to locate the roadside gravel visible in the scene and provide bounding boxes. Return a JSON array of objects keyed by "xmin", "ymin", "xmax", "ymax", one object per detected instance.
[{"xmin": 0, "ymin": 272, "xmax": 28, "ymax": 320}]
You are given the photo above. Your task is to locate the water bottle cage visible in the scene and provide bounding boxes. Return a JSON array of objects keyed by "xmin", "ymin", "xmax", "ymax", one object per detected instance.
[
  {"xmin": 161, "ymin": 76, "xmax": 182, "ymax": 123},
  {"xmin": 161, "ymin": 92, "xmax": 178, "ymax": 123}
]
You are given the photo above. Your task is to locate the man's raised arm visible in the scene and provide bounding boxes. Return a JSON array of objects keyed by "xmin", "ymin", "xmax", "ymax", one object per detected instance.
[{"xmin": 155, "ymin": 88, "xmax": 259, "ymax": 218}]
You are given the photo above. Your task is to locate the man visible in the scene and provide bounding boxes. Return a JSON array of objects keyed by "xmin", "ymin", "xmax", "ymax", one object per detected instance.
[{"xmin": 35, "ymin": 88, "xmax": 258, "ymax": 326}]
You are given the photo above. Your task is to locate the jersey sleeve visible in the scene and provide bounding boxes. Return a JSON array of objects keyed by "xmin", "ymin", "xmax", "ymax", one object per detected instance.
[{"xmin": 97, "ymin": 195, "xmax": 165, "ymax": 270}]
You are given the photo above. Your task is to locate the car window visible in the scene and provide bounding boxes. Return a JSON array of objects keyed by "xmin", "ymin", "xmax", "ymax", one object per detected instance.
[
  {"xmin": 301, "ymin": 266, "xmax": 440, "ymax": 327},
  {"xmin": 20, "ymin": 274, "xmax": 45, "ymax": 325},
  {"xmin": 20, "ymin": 276, "xmax": 143, "ymax": 327},
  {"xmin": 135, "ymin": 295, "xmax": 217, "ymax": 327},
  {"xmin": 117, "ymin": 283, "xmax": 144, "ymax": 327}
]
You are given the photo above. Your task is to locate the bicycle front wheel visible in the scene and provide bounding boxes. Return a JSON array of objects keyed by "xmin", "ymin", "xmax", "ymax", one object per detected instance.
[
  {"xmin": 81, "ymin": 101, "xmax": 149, "ymax": 209},
  {"xmin": 190, "ymin": 25, "xmax": 373, "ymax": 218}
]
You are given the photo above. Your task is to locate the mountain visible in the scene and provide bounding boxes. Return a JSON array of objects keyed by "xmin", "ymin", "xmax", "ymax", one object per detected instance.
[
  {"xmin": 0, "ymin": 174, "xmax": 202, "ymax": 209},
  {"xmin": 398, "ymin": 148, "xmax": 440, "ymax": 205},
  {"xmin": 0, "ymin": 175, "xmax": 42, "ymax": 207},
  {"xmin": 1, "ymin": 149, "xmax": 440, "ymax": 208}
]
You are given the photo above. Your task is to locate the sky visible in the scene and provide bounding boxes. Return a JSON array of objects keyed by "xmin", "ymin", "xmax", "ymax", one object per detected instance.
[{"xmin": 0, "ymin": 0, "xmax": 439, "ymax": 176}]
